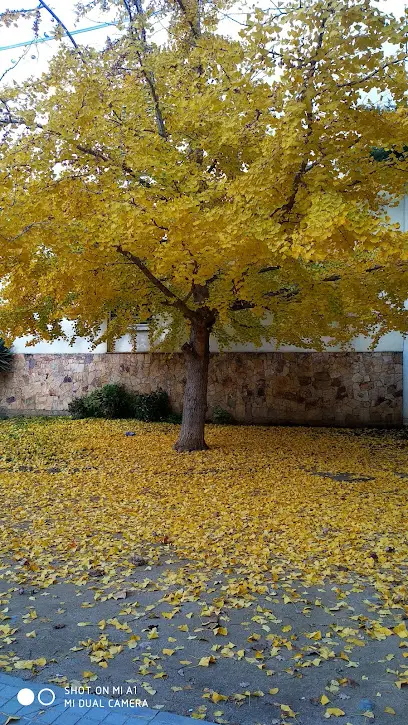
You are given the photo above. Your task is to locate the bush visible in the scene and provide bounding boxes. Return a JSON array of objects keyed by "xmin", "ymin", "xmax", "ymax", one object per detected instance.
[
  {"xmin": 131, "ymin": 389, "xmax": 170, "ymax": 422},
  {"xmin": 165, "ymin": 411, "xmax": 183, "ymax": 424},
  {"xmin": 68, "ymin": 384, "xmax": 170, "ymax": 422},
  {"xmin": 0, "ymin": 339, "xmax": 12, "ymax": 373},
  {"xmin": 211, "ymin": 406, "xmax": 235, "ymax": 425},
  {"xmin": 69, "ymin": 384, "xmax": 131, "ymax": 419}
]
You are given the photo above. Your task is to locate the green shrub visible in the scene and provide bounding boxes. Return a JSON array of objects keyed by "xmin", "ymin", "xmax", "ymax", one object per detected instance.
[
  {"xmin": 68, "ymin": 384, "xmax": 130, "ymax": 419},
  {"xmin": 131, "ymin": 389, "xmax": 170, "ymax": 421},
  {"xmin": 165, "ymin": 411, "xmax": 183, "ymax": 424},
  {"xmin": 211, "ymin": 406, "xmax": 235, "ymax": 425},
  {"xmin": 68, "ymin": 383, "xmax": 170, "ymax": 421},
  {"xmin": 0, "ymin": 339, "xmax": 12, "ymax": 373}
]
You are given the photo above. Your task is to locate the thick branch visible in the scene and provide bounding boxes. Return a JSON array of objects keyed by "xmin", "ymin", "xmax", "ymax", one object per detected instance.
[
  {"xmin": 116, "ymin": 245, "xmax": 196, "ymax": 320},
  {"xmin": 174, "ymin": 0, "xmax": 200, "ymax": 39}
]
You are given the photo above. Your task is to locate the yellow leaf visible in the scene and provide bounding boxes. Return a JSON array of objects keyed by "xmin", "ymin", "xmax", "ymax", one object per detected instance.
[
  {"xmin": 82, "ymin": 671, "xmax": 97, "ymax": 681},
  {"xmin": 281, "ymin": 704, "xmax": 296, "ymax": 717},
  {"xmin": 198, "ymin": 656, "xmax": 216, "ymax": 666},
  {"xmin": 211, "ymin": 692, "xmax": 228, "ymax": 703},
  {"xmin": 162, "ymin": 610, "xmax": 178, "ymax": 619},
  {"xmin": 321, "ymin": 695, "xmax": 330, "ymax": 705},
  {"xmin": 393, "ymin": 623, "xmax": 408, "ymax": 638},
  {"xmin": 14, "ymin": 657, "xmax": 46, "ymax": 670},
  {"xmin": 325, "ymin": 708, "xmax": 345, "ymax": 717},
  {"xmin": 162, "ymin": 649, "xmax": 175, "ymax": 656},
  {"xmin": 127, "ymin": 636, "xmax": 140, "ymax": 649},
  {"xmin": 306, "ymin": 631, "xmax": 322, "ymax": 640},
  {"xmin": 141, "ymin": 683, "xmax": 156, "ymax": 695},
  {"xmin": 269, "ymin": 688, "xmax": 279, "ymax": 695},
  {"xmin": 384, "ymin": 707, "xmax": 396, "ymax": 715}
]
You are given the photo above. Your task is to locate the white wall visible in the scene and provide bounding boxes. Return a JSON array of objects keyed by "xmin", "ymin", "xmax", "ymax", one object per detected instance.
[
  {"xmin": 9, "ymin": 198, "xmax": 408, "ymax": 355},
  {"xmin": 11, "ymin": 320, "xmax": 107, "ymax": 354},
  {"xmin": 112, "ymin": 324, "xmax": 150, "ymax": 353},
  {"xmin": 209, "ymin": 331, "xmax": 404, "ymax": 354}
]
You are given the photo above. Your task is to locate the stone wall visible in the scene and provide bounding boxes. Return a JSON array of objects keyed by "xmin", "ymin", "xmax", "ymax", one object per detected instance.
[{"xmin": 0, "ymin": 352, "xmax": 403, "ymax": 426}]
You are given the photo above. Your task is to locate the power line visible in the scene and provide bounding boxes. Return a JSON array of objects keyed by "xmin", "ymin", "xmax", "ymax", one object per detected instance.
[
  {"xmin": 0, "ymin": 21, "xmax": 119, "ymax": 52},
  {"xmin": 0, "ymin": 2, "xmax": 248, "ymax": 53}
]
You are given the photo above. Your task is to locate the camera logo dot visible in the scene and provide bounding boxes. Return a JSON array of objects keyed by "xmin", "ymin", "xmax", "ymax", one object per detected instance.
[
  {"xmin": 17, "ymin": 687, "xmax": 56, "ymax": 707},
  {"xmin": 17, "ymin": 688, "xmax": 35, "ymax": 706},
  {"xmin": 38, "ymin": 688, "xmax": 56, "ymax": 706}
]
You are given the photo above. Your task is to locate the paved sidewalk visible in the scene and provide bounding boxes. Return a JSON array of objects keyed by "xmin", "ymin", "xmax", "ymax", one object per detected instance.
[{"xmin": 0, "ymin": 673, "xmax": 210, "ymax": 725}]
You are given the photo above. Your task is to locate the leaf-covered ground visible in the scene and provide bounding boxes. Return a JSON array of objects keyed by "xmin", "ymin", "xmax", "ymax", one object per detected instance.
[{"xmin": 0, "ymin": 419, "xmax": 408, "ymax": 724}]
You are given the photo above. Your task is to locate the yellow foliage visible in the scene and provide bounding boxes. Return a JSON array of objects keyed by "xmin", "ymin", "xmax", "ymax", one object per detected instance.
[
  {"xmin": 1, "ymin": 0, "xmax": 408, "ymax": 358},
  {"xmin": 0, "ymin": 419, "xmax": 407, "ymax": 608}
]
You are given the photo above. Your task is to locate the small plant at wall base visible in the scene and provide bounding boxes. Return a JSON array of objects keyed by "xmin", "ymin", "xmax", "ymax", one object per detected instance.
[
  {"xmin": 2, "ymin": 0, "xmax": 408, "ymax": 450},
  {"xmin": 68, "ymin": 384, "xmax": 170, "ymax": 422},
  {"xmin": 212, "ymin": 407, "xmax": 235, "ymax": 425},
  {"xmin": 0, "ymin": 339, "xmax": 12, "ymax": 373}
]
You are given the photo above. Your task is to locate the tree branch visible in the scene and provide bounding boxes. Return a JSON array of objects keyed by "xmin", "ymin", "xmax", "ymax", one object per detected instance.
[
  {"xmin": 37, "ymin": 0, "xmax": 85, "ymax": 58},
  {"xmin": 334, "ymin": 57, "xmax": 407, "ymax": 91},
  {"xmin": 231, "ymin": 263, "xmax": 391, "ymax": 311},
  {"xmin": 174, "ymin": 0, "xmax": 200, "ymax": 39},
  {"xmin": 271, "ymin": 1, "xmax": 334, "ymax": 221},
  {"xmin": 127, "ymin": 0, "xmax": 168, "ymax": 139},
  {"xmin": 0, "ymin": 110, "xmax": 150, "ymax": 184},
  {"xmin": 116, "ymin": 245, "xmax": 196, "ymax": 320}
]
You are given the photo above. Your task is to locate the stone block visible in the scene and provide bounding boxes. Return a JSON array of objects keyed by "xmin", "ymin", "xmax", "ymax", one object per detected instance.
[{"xmin": 0, "ymin": 351, "xmax": 403, "ymax": 427}]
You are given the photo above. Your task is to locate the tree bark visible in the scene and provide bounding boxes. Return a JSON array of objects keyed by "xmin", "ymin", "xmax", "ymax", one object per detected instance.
[{"xmin": 174, "ymin": 316, "xmax": 211, "ymax": 452}]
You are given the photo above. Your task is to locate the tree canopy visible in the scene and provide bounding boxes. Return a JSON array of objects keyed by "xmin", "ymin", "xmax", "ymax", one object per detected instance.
[{"xmin": 1, "ymin": 0, "xmax": 408, "ymax": 448}]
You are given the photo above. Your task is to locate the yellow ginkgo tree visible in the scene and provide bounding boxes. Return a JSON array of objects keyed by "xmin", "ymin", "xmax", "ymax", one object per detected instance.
[{"xmin": 1, "ymin": 0, "xmax": 408, "ymax": 450}]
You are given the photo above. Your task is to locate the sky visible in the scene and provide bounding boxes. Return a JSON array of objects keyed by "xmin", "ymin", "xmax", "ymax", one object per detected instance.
[{"xmin": 0, "ymin": 0, "xmax": 407, "ymax": 86}]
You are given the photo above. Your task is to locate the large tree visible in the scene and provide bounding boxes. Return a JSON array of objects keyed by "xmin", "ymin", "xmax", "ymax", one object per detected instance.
[{"xmin": 1, "ymin": 0, "xmax": 408, "ymax": 450}]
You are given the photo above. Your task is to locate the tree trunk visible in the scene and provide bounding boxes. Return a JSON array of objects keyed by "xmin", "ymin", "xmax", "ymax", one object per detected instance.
[{"xmin": 174, "ymin": 317, "xmax": 211, "ymax": 452}]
